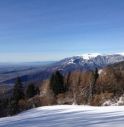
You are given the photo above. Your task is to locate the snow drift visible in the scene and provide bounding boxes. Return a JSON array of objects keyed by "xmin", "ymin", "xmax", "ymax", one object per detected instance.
[{"xmin": 0, "ymin": 105, "xmax": 124, "ymax": 127}]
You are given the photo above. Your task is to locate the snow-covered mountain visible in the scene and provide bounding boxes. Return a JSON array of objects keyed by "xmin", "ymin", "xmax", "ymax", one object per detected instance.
[{"xmin": 49, "ymin": 53, "xmax": 124, "ymax": 72}]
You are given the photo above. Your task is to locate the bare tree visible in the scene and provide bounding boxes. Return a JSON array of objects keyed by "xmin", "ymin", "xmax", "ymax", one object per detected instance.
[{"xmin": 89, "ymin": 68, "xmax": 99, "ymax": 104}]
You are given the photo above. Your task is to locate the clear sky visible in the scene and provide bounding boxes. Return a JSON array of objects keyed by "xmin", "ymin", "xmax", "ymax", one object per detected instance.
[{"xmin": 0, "ymin": 0, "xmax": 124, "ymax": 62}]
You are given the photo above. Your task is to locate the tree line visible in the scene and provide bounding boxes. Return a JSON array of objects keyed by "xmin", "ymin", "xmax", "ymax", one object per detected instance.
[
  {"xmin": 1, "ymin": 63, "xmax": 124, "ymax": 117},
  {"xmin": 0, "ymin": 78, "xmax": 39, "ymax": 117}
]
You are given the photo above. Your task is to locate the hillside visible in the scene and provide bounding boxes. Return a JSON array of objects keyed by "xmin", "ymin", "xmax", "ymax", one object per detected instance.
[
  {"xmin": 0, "ymin": 105, "xmax": 124, "ymax": 127},
  {"xmin": 38, "ymin": 60, "xmax": 124, "ymax": 106}
]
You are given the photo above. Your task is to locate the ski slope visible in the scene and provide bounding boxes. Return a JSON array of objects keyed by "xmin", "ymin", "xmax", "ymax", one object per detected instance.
[{"xmin": 0, "ymin": 105, "xmax": 124, "ymax": 127}]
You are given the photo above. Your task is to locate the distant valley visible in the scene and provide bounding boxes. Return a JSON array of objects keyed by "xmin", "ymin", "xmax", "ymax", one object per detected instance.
[{"xmin": 0, "ymin": 61, "xmax": 55, "ymax": 86}]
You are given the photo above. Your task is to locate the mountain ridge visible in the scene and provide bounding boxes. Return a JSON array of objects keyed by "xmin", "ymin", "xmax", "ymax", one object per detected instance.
[
  {"xmin": 1, "ymin": 53, "xmax": 124, "ymax": 86},
  {"xmin": 49, "ymin": 53, "xmax": 124, "ymax": 72}
]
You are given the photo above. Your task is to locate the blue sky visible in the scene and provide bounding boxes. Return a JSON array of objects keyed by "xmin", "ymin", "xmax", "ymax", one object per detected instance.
[{"xmin": 0, "ymin": 0, "xmax": 124, "ymax": 62}]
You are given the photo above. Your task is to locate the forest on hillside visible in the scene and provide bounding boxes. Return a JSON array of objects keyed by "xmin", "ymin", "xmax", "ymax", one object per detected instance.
[{"xmin": 1, "ymin": 61, "xmax": 124, "ymax": 117}]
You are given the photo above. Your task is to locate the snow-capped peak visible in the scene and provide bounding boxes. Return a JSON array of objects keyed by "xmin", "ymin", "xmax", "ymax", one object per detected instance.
[
  {"xmin": 79, "ymin": 52, "xmax": 124, "ymax": 60},
  {"xmin": 116, "ymin": 52, "xmax": 124, "ymax": 56},
  {"xmin": 55, "ymin": 52, "xmax": 124, "ymax": 72},
  {"xmin": 80, "ymin": 53, "xmax": 101, "ymax": 60}
]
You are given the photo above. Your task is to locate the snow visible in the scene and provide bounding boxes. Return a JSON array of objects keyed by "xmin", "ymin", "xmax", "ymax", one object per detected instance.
[
  {"xmin": 117, "ymin": 52, "xmax": 124, "ymax": 56},
  {"xmin": 80, "ymin": 53, "xmax": 101, "ymax": 60},
  {"xmin": 67, "ymin": 59, "xmax": 75, "ymax": 65},
  {"xmin": 1, "ymin": 105, "xmax": 124, "ymax": 127},
  {"xmin": 79, "ymin": 52, "xmax": 124, "ymax": 60},
  {"xmin": 103, "ymin": 95, "xmax": 124, "ymax": 106},
  {"xmin": 98, "ymin": 69, "xmax": 103, "ymax": 74}
]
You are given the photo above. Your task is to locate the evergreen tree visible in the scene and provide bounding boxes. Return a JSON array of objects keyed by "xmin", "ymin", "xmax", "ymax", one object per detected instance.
[
  {"xmin": 13, "ymin": 77, "xmax": 24, "ymax": 102},
  {"xmin": 50, "ymin": 71, "xmax": 65, "ymax": 95},
  {"xmin": 0, "ymin": 98, "xmax": 9, "ymax": 117},
  {"xmin": 8, "ymin": 77, "xmax": 25, "ymax": 115},
  {"xmin": 26, "ymin": 83, "xmax": 36, "ymax": 98},
  {"xmin": 8, "ymin": 99, "xmax": 18, "ymax": 116}
]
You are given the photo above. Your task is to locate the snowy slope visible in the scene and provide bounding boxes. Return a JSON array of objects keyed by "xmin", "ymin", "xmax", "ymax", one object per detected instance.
[
  {"xmin": 1, "ymin": 105, "xmax": 124, "ymax": 127},
  {"xmin": 81, "ymin": 53, "xmax": 101, "ymax": 60},
  {"xmin": 49, "ymin": 53, "xmax": 124, "ymax": 72}
]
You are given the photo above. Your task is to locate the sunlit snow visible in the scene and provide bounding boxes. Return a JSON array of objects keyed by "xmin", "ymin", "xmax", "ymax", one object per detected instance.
[
  {"xmin": 0, "ymin": 105, "xmax": 124, "ymax": 127},
  {"xmin": 80, "ymin": 53, "xmax": 101, "ymax": 60}
]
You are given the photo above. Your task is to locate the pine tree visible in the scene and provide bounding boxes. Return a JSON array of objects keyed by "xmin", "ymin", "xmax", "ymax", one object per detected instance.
[
  {"xmin": 8, "ymin": 99, "xmax": 18, "ymax": 116},
  {"xmin": 13, "ymin": 77, "xmax": 24, "ymax": 102},
  {"xmin": 8, "ymin": 77, "xmax": 25, "ymax": 115},
  {"xmin": 50, "ymin": 71, "xmax": 65, "ymax": 95},
  {"xmin": 26, "ymin": 83, "xmax": 36, "ymax": 98}
]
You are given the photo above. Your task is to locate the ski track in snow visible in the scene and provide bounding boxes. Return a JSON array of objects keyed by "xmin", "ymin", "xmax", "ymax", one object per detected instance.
[{"xmin": 0, "ymin": 105, "xmax": 124, "ymax": 127}]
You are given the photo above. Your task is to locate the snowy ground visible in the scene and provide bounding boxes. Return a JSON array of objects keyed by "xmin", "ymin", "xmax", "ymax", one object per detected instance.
[{"xmin": 0, "ymin": 105, "xmax": 124, "ymax": 127}]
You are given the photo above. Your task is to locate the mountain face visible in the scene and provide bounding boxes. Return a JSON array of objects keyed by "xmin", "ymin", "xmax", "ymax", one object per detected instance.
[
  {"xmin": 47, "ymin": 53, "xmax": 124, "ymax": 73},
  {"xmin": 1, "ymin": 53, "xmax": 124, "ymax": 86}
]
